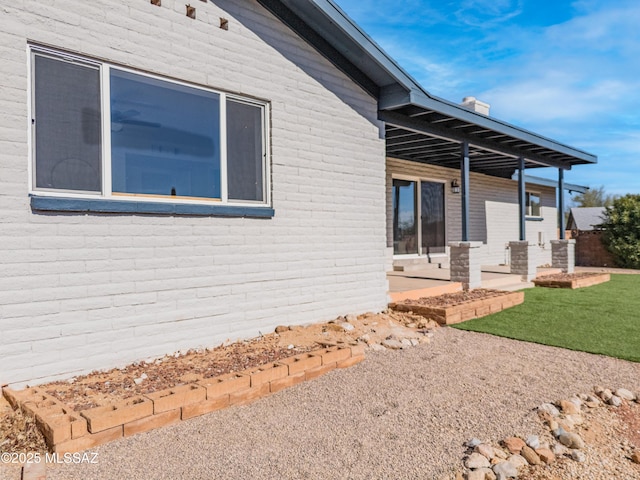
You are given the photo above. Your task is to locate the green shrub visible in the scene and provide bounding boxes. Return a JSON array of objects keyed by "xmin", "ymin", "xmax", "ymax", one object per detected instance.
[{"xmin": 601, "ymin": 194, "xmax": 640, "ymax": 268}]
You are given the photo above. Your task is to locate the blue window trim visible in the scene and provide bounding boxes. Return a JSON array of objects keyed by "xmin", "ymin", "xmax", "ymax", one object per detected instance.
[
  {"xmin": 525, "ymin": 216, "xmax": 544, "ymax": 222},
  {"xmin": 30, "ymin": 195, "xmax": 274, "ymax": 218}
]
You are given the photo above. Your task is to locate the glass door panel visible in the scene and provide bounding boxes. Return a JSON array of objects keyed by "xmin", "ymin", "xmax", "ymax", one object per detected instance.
[
  {"xmin": 421, "ymin": 181, "xmax": 445, "ymax": 254},
  {"xmin": 392, "ymin": 179, "xmax": 418, "ymax": 254}
]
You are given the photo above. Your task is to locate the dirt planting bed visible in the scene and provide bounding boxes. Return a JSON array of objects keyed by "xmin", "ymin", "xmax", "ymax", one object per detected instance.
[
  {"xmin": 533, "ymin": 272, "xmax": 610, "ymax": 289},
  {"xmin": 389, "ymin": 288, "xmax": 524, "ymax": 325}
]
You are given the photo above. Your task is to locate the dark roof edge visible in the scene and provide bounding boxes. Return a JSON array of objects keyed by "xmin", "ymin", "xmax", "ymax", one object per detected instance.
[{"xmin": 521, "ymin": 175, "xmax": 589, "ymax": 193}]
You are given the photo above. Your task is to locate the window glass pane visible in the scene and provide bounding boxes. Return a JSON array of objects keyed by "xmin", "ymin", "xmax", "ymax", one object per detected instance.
[
  {"xmin": 227, "ymin": 100, "xmax": 264, "ymax": 201},
  {"xmin": 527, "ymin": 192, "xmax": 541, "ymax": 216},
  {"xmin": 392, "ymin": 179, "xmax": 418, "ymax": 254},
  {"xmin": 421, "ymin": 181, "xmax": 445, "ymax": 253},
  {"xmin": 110, "ymin": 69, "xmax": 220, "ymax": 199},
  {"xmin": 34, "ymin": 55, "xmax": 102, "ymax": 192}
]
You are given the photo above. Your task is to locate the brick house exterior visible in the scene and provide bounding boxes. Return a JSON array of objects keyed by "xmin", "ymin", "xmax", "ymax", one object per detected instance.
[{"xmin": 0, "ymin": 0, "xmax": 595, "ymax": 387}]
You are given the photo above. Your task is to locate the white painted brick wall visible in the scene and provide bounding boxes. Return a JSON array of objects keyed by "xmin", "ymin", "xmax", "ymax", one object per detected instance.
[
  {"xmin": 387, "ymin": 158, "xmax": 558, "ymax": 265},
  {"xmin": 0, "ymin": 0, "xmax": 388, "ymax": 386}
]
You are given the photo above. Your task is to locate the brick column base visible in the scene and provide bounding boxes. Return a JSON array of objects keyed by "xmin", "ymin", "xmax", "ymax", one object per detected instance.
[
  {"xmin": 551, "ymin": 239, "xmax": 575, "ymax": 273},
  {"xmin": 449, "ymin": 241, "xmax": 483, "ymax": 290},
  {"xmin": 509, "ymin": 241, "xmax": 538, "ymax": 281}
]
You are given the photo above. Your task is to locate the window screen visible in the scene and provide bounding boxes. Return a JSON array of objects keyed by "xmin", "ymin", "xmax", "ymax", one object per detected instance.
[
  {"xmin": 227, "ymin": 100, "xmax": 264, "ymax": 202},
  {"xmin": 34, "ymin": 55, "xmax": 102, "ymax": 192}
]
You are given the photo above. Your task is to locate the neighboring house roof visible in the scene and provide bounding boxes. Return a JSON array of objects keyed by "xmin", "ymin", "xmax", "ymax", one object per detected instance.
[
  {"xmin": 257, "ymin": 0, "xmax": 597, "ymax": 178},
  {"xmin": 568, "ymin": 207, "xmax": 606, "ymax": 231}
]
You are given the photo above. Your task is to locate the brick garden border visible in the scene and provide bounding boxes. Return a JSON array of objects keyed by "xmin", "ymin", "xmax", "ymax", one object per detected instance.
[
  {"xmin": 2, "ymin": 345, "xmax": 364, "ymax": 453},
  {"xmin": 533, "ymin": 273, "xmax": 610, "ymax": 289},
  {"xmin": 389, "ymin": 291, "xmax": 524, "ymax": 325}
]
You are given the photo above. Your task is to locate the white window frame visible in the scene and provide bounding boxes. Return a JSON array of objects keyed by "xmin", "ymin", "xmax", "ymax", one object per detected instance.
[
  {"xmin": 525, "ymin": 191, "xmax": 542, "ymax": 218},
  {"xmin": 28, "ymin": 46, "xmax": 271, "ymax": 208}
]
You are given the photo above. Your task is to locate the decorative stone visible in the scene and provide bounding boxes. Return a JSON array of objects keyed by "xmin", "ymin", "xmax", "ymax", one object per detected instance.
[
  {"xmin": 599, "ymin": 389, "xmax": 613, "ymax": 402},
  {"xmin": 608, "ymin": 395, "xmax": 622, "ymax": 407},
  {"xmin": 631, "ymin": 451, "xmax": 640, "ymax": 464},
  {"xmin": 525, "ymin": 435, "xmax": 540, "ymax": 450},
  {"xmin": 493, "ymin": 449, "xmax": 508, "ymax": 460},
  {"xmin": 535, "ymin": 448, "xmax": 556, "ymax": 464},
  {"xmin": 570, "ymin": 450, "xmax": 586, "ymax": 462},
  {"xmin": 552, "ymin": 426, "xmax": 567, "ymax": 438},
  {"xmin": 465, "ymin": 438, "xmax": 482, "ymax": 448},
  {"xmin": 558, "ymin": 432, "xmax": 584, "ymax": 449},
  {"xmin": 503, "ymin": 437, "xmax": 525, "ymax": 454},
  {"xmin": 538, "ymin": 403, "xmax": 560, "ymax": 417},
  {"xmin": 615, "ymin": 388, "xmax": 636, "ymax": 401},
  {"xmin": 520, "ymin": 445, "xmax": 541, "ymax": 465},
  {"xmin": 547, "ymin": 419, "xmax": 559, "ymax": 430},
  {"xmin": 475, "ymin": 443, "xmax": 495, "ymax": 460},
  {"xmin": 274, "ymin": 325, "xmax": 289, "ymax": 333},
  {"xmin": 552, "ymin": 443, "xmax": 568, "ymax": 456},
  {"xmin": 465, "ymin": 452, "xmax": 491, "ymax": 469},
  {"xmin": 559, "ymin": 399, "xmax": 579, "ymax": 415},
  {"xmin": 565, "ymin": 413, "xmax": 583, "ymax": 425},
  {"xmin": 506, "ymin": 454, "xmax": 528, "ymax": 468},
  {"xmin": 339, "ymin": 322, "xmax": 355, "ymax": 332},
  {"xmin": 381, "ymin": 339, "xmax": 404, "ymax": 350},
  {"xmin": 467, "ymin": 468, "xmax": 496, "ymax": 480},
  {"xmin": 493, "ymin": 460, "xmax": 518, "ymax": 479}
]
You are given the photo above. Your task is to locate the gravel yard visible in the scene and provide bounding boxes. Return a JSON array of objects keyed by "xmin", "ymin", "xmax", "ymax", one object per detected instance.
[{"xmin": 40, "ymin": 327, "xmax": 639, "ymax": 480}]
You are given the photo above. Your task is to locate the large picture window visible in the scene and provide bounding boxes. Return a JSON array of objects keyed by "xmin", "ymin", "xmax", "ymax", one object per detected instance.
[{"xmin": 31, "ymin": 48, "xmax": 269, "ymax": 206}]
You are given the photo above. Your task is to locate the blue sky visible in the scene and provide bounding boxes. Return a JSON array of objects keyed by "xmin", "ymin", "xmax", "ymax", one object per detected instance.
[{"xmin": 337, "ymin": 0, "xmax": 640, "ymax": 197}]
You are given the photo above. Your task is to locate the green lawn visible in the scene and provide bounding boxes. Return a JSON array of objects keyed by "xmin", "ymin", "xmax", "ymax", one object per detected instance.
[{"xmin": 453, "ymin": 274, "xmax": 640, "ymax": 362}]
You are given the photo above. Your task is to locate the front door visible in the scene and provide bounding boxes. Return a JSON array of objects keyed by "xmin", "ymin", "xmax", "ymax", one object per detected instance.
[{"xmin": 392, "ymin": 178, "xmax": 446, "ymax": 256}]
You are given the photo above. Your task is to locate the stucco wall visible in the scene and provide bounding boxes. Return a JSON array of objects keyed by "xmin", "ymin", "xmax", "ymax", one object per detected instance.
[
  {"xmin": 386, "ymin": 158, "xmax": 557, "ymax": 265},
  {"xmin": 0, "ymin": 0, "xmax": 388, "ymax": 386}
]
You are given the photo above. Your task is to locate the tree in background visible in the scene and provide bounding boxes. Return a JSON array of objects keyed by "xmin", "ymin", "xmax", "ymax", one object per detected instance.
[
  {"xmin": 601, "ymin": 194, "xmax": 640, "ymax": 269},
  {"xmin": 571, "ymin": 185, "xmax": 617, "ymax": 208}
]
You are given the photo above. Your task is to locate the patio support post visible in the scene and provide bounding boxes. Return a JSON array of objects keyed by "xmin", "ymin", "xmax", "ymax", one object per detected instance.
[
  {"xmin": 461, "ymin": 141, "xmax": 470, "ymax": 242},
  {"xmin": 510, "ymin": 156, "xmax": 537, "ymax": 281},
  {"xmin": 518, "ymin": 156, "xmax": 526, "ymax": 241},
  {"xmin": 449, "ymin": 241, "xmax": 483, "ymax": 290},
  {"xmin": 558, "ymin": 168, "xmax": 566, "ymax": 239}
]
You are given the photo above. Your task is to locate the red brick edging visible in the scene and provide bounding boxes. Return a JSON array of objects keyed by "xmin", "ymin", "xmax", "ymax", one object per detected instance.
[
  {"xmin": 389, "ymin": 291, "xmax": 525, "ymax": 325},
  {"xmin": 3, "ymin": 345, "xmax": 365, "ymax": 453},
  {"xmin": 533, "ymin": 273, "xmax": 610, "ymax": 289}
]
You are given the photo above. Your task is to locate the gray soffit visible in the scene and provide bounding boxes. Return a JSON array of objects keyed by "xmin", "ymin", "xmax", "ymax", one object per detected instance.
[{"xmin": 257, "ymin": 0, "xmax": 597, "ymax": 178}]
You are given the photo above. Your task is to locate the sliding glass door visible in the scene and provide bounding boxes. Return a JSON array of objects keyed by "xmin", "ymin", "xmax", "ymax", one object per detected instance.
[{"xmin": 393, "ymin": 178, "xmax": 446, "ymax": 256}]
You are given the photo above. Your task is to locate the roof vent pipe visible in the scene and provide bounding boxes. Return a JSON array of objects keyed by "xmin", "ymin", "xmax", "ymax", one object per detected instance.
[{"xmin": 461, "ymin": 96, "xmax": 490, "ymax": 116}]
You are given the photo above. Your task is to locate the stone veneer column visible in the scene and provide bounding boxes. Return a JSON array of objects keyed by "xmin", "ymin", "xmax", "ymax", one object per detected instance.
[
  {"xmin": 509, "ymin": 241, "xmax": 538, "ymax": 281},
  {"xmin": 551, "ymin": 239, "xmax": 575, "ymax": 273},
  {"xmin": 449, "ymin": 241, "xmax": 483, "ymax": 290}
]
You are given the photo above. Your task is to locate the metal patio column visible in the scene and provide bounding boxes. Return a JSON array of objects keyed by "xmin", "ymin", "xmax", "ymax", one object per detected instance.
[
  {"xmin": 461, "ymin": 142, "xmax": 470, "ymax": 241},
  {"xmin": 558, "ymin": 169, "xmax": 566, "ymax": 239},
  {"xmin": 518, "ymin": 156, "xmax": 526, "ymax": 241}
]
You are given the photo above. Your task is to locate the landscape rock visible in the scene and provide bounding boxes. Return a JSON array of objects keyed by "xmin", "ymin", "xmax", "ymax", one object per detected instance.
[
  {"xmin": 598, "ymin": 388, "xmax": 613, "ymax": 402},
  {"xmin": 467, "ymin": 468, "xmax": 496, "ymax": 480},
  {"xmin": 345, "ymin": 314, "xmax": 357, "ymax": 323},
  {"xmin": 631, "ymin": 451, "xmax": 640, "ymax": 464},
  {"xmin": 519, "ymin": 445, "xmax": 541, "ymax": 465},
  {"xmin": 558, "ymin": 399, "xmax": 579, "ymax": 415},
  {"xmin": 570, "ymin": 450, "xmax": 586, "ymax": 462},
  {"xmin": 492, "ymin": 461, "xmax": 518, "ymax": 479},
  {"xmin": 493, "ymin": 449, "xmax": 507, "ymax": 460},
  {"xmin": 475, "ymin": 443, "xmax": 495, "ymax": 460},
  {"xmin": 525, "ymin": 435, "xmax": 540, "ymax": 450},
  {"xmin": 368, "ymin": 343, "xmax": 387, "ymax": 352},
  {"xmin": 381, "ymin": 339, "xmax": 404, "ymax": 350},
  {"xmin": 608, "ymin": 395, "xmax": 622, "ymax": 407},
  {"xmin": 274, "ymin": 325, "xmax": 290, "ymax": 333},
  {"xmin": 465, "ymin": 438, "xmax": 482, "ymax": 448},
  {"xmin": 615, "ymin": 388, "xmax": 636, "ymax": 401},
  {"xmin": 565, "ymin": 413, "xmax": 583, "ymax": 425},
  {"xmin": 558, "ymin": 432, "xmax": 584, "ymax": 449},
  {"xmin": 503, "ymin": 437, "xmax": 525, "ymax": 454},
  {"xmin": 537, "ymin": 403, "xmax": 560, "ymax": 417},
  {"xmin": 535, "ymin": 448, "xmax": 556, "ymax": 464},
  {"xmin": 506, "ymin": 454, "xmax": 528, "ymax": 468},
  {"xmin": 465, "ymin": 453, "xmax": 491, "ymax": 469},
  {"xmin": 551, "ymin": 443, "xmax": 568, "ymax": 456}
]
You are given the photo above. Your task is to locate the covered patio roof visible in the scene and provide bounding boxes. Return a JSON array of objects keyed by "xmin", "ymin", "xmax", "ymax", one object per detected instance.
[{"xmin": 257, "ymin": 0, "xmax": 597, "ymax": 178}]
